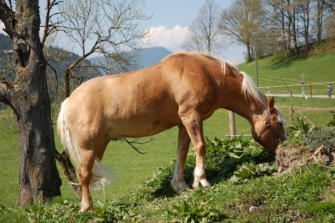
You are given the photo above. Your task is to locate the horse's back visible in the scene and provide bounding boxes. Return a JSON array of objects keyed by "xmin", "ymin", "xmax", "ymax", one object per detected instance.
[{"xmin": 65, "ymin": 52, "xmax": 220, "ymax": 139}]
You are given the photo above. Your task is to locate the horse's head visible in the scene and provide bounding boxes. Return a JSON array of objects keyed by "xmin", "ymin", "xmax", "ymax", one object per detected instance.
[{"xmin": 251, "ymin": 96, "xmax": 287, "ymax": 154}]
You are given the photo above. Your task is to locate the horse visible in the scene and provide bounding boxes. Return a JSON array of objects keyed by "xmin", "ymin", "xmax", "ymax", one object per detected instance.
[{"xmin": 57, "ymin": 52, "xmax": 287, "ymax": 212}]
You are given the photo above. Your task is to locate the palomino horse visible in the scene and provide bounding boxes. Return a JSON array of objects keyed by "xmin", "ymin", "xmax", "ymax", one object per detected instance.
[{"xmin": 57, "ymin": 52, "xmax": 287, "ymax": 212}]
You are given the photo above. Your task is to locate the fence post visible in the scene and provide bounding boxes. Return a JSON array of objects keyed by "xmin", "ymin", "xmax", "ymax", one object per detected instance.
[{"xmin": 229, "ymin": 111, "xmax": 236, "ymax": 138}]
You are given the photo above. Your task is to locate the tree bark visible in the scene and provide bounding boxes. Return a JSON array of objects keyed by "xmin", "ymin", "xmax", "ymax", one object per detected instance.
[
  {"xmin": 64, "ymin": 68, "xmax": 71, "ymax": 97},
  {"xmin": 317, "ymin": 0, "xmax": 325, "ymax": 42},
  {"xmin": 292, "ymin": 4, "xmax": 299, "ymax": 55},
  {"xmin": 246, "ymin": 41, "xmax": 253, "ymax": 62},
  {"xmin": 303, "ymin": 0, "xmax": 310, "ymax": 50},
  {"xmin": 280, "ymin": 4, "xmax": 287, "ymax": 54},
  {"xmin": 0, "ymin": 0, "xmax": 61, "ymax": 206}
]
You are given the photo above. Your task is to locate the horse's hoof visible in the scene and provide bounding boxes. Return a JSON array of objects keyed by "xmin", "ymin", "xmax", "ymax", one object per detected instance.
[
  {"xmin": 171, "ymin": 179, "xmax": 190, "ymax": 193},
  {"xmin": 178, "ymin": 182, "xmax": 190, "ymax": 193},
  {"xmin": 192, "ymin": 179, "xmax": 211, "ymax": 189},
  {"xmin": 80, "ymin": 203, "xmax": 92, "ymax": 212}
]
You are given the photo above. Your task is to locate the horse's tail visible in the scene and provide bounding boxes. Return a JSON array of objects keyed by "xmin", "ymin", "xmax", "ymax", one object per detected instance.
[{"xmin": 57, "ymin": 98, "xmax": 114, "ymax": 191}]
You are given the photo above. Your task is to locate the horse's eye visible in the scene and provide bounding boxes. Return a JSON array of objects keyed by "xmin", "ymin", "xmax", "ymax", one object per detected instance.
[{"xmin": 278, "ymin": 122, "xmax": 283, "ymax": 127}]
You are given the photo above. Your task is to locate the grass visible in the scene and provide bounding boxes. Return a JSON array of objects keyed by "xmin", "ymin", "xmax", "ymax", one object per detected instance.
[
  {"xmin": 0, "ymin": 50, "xmax": 335, "ymax": 221},
  {"xmin": 1, "ymin": 136, "xmax": 335, "ymax": 222},
  {"xmin": 238, "ymin": 53, "xmax": 335, "ymax": 95}
]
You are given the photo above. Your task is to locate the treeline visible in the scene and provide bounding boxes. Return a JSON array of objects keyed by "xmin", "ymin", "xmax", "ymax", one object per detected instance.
[
  {"xmin": 184, "ymin": 0, "xmax": 335, "ymax": 62},
  {"xmin": 220, "ymin": 0, "xmax": 335, "ymax": 61}
]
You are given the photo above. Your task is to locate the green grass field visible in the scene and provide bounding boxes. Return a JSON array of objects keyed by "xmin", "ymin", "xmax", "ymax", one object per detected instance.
[
  {"xmin": 239, "ymin": 54, "xmax": 335, "ymax": 95},
  {"xmin": 0, "ymin": 51, "xmax": 334, "ymax": 219}
]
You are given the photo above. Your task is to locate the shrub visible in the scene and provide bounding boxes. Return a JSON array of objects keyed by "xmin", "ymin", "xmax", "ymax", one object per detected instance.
[{"xmin": 303, "ymin": 128, "xmax": 335, "ymax": 153}]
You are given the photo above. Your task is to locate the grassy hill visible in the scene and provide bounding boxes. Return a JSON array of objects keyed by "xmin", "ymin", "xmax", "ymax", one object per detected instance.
[
  {"xmin": 0, "ymin": 48, "xmax": 335, "ymax": 222},
  {"xmin": 238, "ymin": 53, "xmax": 335, "ymax": 95}
]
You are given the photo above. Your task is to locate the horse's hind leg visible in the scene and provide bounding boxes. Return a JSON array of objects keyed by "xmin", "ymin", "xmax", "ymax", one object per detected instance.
[
  {"xmin": 79, "ymin": 149, "xmax": 96, "ymax": 212},
  {"xmin": 171, "ymin": 125, "xmax": 191, "ymax": 193},
  {"xmin": 179, "ymin": 110, "xmax": 210, "ymax": 189}
]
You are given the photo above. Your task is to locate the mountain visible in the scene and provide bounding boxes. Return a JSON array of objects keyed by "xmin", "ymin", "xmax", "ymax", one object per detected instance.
[
  {"xmin": 136, "ymin": 47, "xmax": 173, "ymax": 69},
  {"xmin": 89, "ymin": 47, "xmax": 173, "ymax": 74}
]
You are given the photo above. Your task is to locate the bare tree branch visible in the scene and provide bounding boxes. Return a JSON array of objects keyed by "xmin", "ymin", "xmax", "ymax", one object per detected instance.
[
  {"xmin": 0, "ymin": 77, "xmax": 15, "ymax": 104},
  {"xmin": 0, "ymin": 0, "xmax": 15, "ymax": 38},
  {"xmin": 182, "ymin": 0, "xmax": 223, "ymax": 54}
]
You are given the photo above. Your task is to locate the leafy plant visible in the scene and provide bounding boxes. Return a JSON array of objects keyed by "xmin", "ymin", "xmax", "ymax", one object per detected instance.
[
  {"xmin": 230, "ymin": 162, "xmax": 276, "ymax": 183},
  {"xmin": 286, "ymin": 116, "xmax": 314, "ymax": 138},
  {"xmin": 167, "ymin": 197, "xmax": 226, "ymax": 223}
]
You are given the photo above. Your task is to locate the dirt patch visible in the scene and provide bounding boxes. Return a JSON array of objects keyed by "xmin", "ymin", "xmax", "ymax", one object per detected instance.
[{"xmin": 275, "ymin": 145, "xmax": 335, "ymax": 175}]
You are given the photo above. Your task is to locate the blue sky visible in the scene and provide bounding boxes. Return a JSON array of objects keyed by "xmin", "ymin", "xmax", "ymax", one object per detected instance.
[
  {"xmin": 0, "ymin": 0, "xmax": 245, "ymax": 64},
  {"xmin": 141, "ymin": 0, "xmax": 245, "ymax": 64}
]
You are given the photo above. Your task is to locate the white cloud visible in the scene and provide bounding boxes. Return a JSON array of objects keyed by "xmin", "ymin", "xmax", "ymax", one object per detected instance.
[
  {"xmin": 0, "ymin": 22, "xmax": 8, "ymax": 35},
  {"xmin": 141, "ymin": 25, "xmax": 191, "ymax": 52}
]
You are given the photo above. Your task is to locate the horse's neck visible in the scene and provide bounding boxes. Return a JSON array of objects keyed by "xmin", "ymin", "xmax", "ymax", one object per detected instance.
[{"xmin": 219, "ymin": 82, "xmax": 265, "ymax": 124}]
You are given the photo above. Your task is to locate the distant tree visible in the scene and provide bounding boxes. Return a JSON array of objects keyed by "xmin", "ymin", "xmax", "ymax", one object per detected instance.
[
  {"xmin": 51, "ymin": 0, "xmax": 148, "ymax": 97},
  {"xmin": 219, "ymin": 0, "xmax": 264, "ymax": 61},
  {"xmin": 264, "ymin": 0, "xmax": 288, "ymax": 53},
  {"xmin": 182, "ymin": 0, "xmax": 222, "ymax": 54},
  {"xmin": 297, "ymin": 0, "xmax": 311, "ymax": 49},
  {"xmin": 324, "ymin": 1, "xmax": 335, "ymax": 38},
  {"xmin": 316, "ymin": 0, "xmax": 327, "ymax": 42},
  {"xmin": 0, "ymin": 0, "xmax": 62, "ymax": 205}
]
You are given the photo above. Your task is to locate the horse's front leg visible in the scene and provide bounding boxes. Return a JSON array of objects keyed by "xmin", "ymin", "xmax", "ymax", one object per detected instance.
[
  {"xmin": 179, "ymin": 110, "xmax": 210, "ymax": 189},
  {"xmin": 171, "ymin": 125, "xmax": 191, "ymax": 193}
]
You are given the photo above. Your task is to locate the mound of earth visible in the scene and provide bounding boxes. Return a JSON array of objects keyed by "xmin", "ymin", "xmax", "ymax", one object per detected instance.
[{"xmin": 275, "ymin": 145, "xmax": 335, "ymax": 175}]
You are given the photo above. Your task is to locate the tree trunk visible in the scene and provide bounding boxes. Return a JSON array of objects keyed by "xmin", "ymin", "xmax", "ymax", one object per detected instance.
[
  {"xmin": 317, "ymin": 0, "xmax": 325, "ymax": 42},
  {"xmin": 292, "ymin": 5, "xmax": 299, "ymax": 55},
  {"xmin": 64, "ymin": 68, "xmax": 71, "ymax": 97},
  {"xmin": 246, "ymin": 41, "xmax": 252, "ymax": 62},
  {"xmin": 286, "ymin": 0, "xmax": 292, "ymax": 50},
  {"xmin": 0, "ymin": 0, "xmax": 61, "ymax": 206},
  {"xmin": 304, "ymin": 0, "xmax": 310, "ymax": 50},
  {"xmin": 280, "ymin": 6, "xmax": 287, "ymax": 54},
  {"xmin": 15, "ymin": 74, "xmax": 62, "ymax": 205}
]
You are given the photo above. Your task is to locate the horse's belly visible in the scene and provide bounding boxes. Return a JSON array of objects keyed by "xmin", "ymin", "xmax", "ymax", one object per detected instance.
[{"xmin": 106, "ymin": 115, "xmax": 180, "ymax": 138}]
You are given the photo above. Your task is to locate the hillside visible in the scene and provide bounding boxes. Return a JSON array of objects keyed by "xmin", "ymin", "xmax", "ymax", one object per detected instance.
[{"xmin": 238, "ymin": 42, "xmax": 335, "ymax": 95}]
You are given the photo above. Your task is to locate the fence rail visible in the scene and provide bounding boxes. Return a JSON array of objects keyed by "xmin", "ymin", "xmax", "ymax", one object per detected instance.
[
  {"xmin": 258, "ymin": 81, "xmax": 335, "ymax": 89},
  {"xmin": 258, "ymin": 81, "xmax": 335, "ymax": 96}
]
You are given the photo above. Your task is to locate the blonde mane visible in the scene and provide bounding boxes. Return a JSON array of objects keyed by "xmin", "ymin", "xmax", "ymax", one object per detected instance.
[{"xmin": 240, "ymin": 71, "xmax": 267, "ymax": 106}]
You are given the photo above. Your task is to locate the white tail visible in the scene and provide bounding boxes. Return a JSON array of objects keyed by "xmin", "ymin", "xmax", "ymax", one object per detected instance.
[{"xmin": 57, "ymin": 99, "xmax": 114, "ymax": 190}]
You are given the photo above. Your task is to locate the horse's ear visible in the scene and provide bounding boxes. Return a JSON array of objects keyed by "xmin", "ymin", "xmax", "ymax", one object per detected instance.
[{"xmin": 268, "ymin": 96, "xmax": 276, "ymax": 113}]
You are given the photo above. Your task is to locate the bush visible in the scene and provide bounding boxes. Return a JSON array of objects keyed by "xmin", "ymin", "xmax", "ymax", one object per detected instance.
[{"xmin": 303, "ymin": 128, "xmax": 335, "ymax": 153}]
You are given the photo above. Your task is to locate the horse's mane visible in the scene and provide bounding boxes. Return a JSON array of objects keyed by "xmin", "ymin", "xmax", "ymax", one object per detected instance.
[
  {"xmin": 222, "ymin": 60, "xmax": 285, "ymax": 123},
  {"xmin": 240, "ymin": 71, "xmax": 267, "ymax": 106}
]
